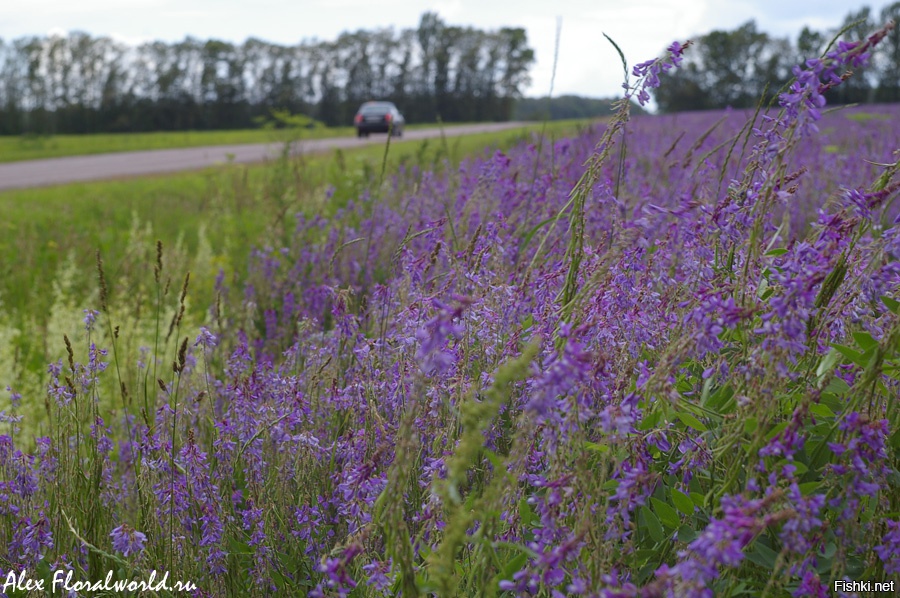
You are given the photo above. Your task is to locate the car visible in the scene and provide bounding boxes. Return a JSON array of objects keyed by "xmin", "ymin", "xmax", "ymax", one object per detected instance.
[{"xmin": 354, "ymin": 101, "xmax": 405, "ymax": 138}]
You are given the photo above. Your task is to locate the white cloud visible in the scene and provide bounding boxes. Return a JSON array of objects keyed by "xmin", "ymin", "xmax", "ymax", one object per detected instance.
[
  {"xmin": 109, "ymin": 31, "xmax": 154, "ymax": 46},
  {"xmin": 428, "ymin": 0, "xmax": 464, "ymax": 19}
]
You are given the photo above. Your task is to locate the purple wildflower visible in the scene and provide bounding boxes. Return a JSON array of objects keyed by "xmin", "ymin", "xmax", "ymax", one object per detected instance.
[
  {"xmin": 194, "ymin": 327, "xmax": 218, "ymax": 350},
  {"xmin": 874, "ymin": 519, "xmax": 900, "ymax": 574},
  {"xmin": 628, "ymin": 40, "xmax": 691, "ymax": 106},
  {"xmin": 415, "ymin": 297, "xmax": 470, "ymax": 375},
  {"xmin": 109, "ymin": 524, "xmax": 147, "ymax": 557},
  {"xmin": 793, "ymin": 570, "xmax": 829, "ymax": 598},
  {"xmin": 83, "ymin": 309, "xmax": 99, "ymax": 333}
]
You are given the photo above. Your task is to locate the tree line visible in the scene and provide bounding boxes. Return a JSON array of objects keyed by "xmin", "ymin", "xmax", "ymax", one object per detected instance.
[
  {"xmin": 513, "ymin": 95, "xmax": 634, "ymax": 121},
  {"xmin": 0, "ymin": 13, "xmax": 534, "ymax": 135},
  {"xmin": 654, "ymin": 3, "xmax": 900, "ymax": 112}
]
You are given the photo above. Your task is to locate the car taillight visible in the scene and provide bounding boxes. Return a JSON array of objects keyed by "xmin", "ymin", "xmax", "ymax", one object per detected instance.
[
  {"xmin": 354, "ymin": 114, "xmax": 363, "ymax": 124},
  {"xmin": 384, "ymin": 113, "xmax": 392, "ymax": 122}
]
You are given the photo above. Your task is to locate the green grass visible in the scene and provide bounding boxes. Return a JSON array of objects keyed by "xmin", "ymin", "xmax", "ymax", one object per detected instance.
[
  {"xmin": 0, "ymin": 122, "xmax": 484, "ymax": 163},
  {"xmin": 844, "ymin": 111, "xmax": 892, "ymax": 122}
]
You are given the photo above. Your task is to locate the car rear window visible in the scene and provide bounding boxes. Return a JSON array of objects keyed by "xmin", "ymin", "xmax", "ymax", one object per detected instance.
[{"xmin": 360, "ymin": 104, "xmax": 392, "ymax": 114}]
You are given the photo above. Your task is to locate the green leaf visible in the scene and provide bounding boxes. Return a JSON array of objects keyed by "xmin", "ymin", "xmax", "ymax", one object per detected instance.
[
  {"xmin": 671, "ymin": 489, "xmax": 695, "ymax": 516},
  {"xmin": 765, "ymin": 248, "xmax": 788, "ymax": 256},
  {"xmin": 520, "ymin": 215, "xmax": 560, "ymax": 251},
  {"xmin": 765, "ymin": 422, "xmax": 789, "ymax": 441},
  {"xmin": 676, "ymin": 411, "xmax": 707, "ymax": 432},
  {"xmin": 651, "ymin": 497, "xmax": 681, "ymax": 529},
  {"xmin": 690, "ymin": 492, "xmax": 706, "ymax": 508},
  {"xmin": 746, "ymin": 541, "xmax": 779, "ymax": 570},
  {"xmin": 886, "ymin": 365, "xmax": 900, "ymax": 382},
  {"xmin": 417, "ymin": 575, "xmax": 441, "ymax": 594},
  {"xmin": 227, "ymin": 536, "xmax": 252, "ymax": 555},
  {"xmin": 809, "ymin": 403, "xmax": 836, "ymax": 419},
  {"xmin": 34, "ymin": 559, "xmax": 52, "ymax": 584},
  {"xmin": 852, "ymin": 331, "xmax": 878, "ymax": 352},
  {"xmin": 743, "ymin": 416, "xmax": 758, "ymax": 435},
  {"xmin": 640, "ymin": 506, "xmax": 666, "ymax": 543},
  {"xmin": 816, "ymin": 348, "xmax": 841, "ymax": 380},
  {"xmin": 831, "ymin": 343, "xmax": 867, "ymax": 367},
  {"xmin": 518, "ymin": 497, "xmax": 537, "ymax": 528},
  {"xmin": 889, "ymin": 470, "xmax": 900, "ymax": 490},
  {"xmin": 521, "ymin": 313, "xmax": 534, "ymax": 331},
  {"xmin": 882, "ymin": 295, "xmax": 900, "ymax": 314},
  {"xmin": 676, "ymin": 525, "xmax": 698, "ymax": 543},
  {"xmin": 639, "ymin": 408, "xmax": 661, "ymax": 430},
  {"xmin": 269, "ymin": 566, "xmax": 291, "ymax": 590},
  {"xmin": 822, "ymin": 377, "xmax": 851, "ymax": 395},
  {"xmin": 704, "ymin": 384, "xmax": 734, "ymax": 412},
  {"xmin": 631, "ymin": 549, "xmax": 658, "ymax": 567},
  {"xmin": 584, "ymin": 440, "xmax": 610, "ymax": 454},
  {"xmin": 484, "ymin": 448, "xmax": 504, "ymax": 470},
  {"xmin": 700, "ymin": 377, "xmax": 713, "ymax": 406},
  {"xmin": 495, "ymin": 552, "xmax": 528, "ymax": 588},
  {"xmin": 798, "ymin": 481, "xmax": 821, "ymax": 495}
]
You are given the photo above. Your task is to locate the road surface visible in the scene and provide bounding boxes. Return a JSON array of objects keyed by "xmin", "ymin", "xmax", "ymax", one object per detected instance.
[{"xmin": 0, "ymin": 122, "xmax": 529, "ymax": 191}]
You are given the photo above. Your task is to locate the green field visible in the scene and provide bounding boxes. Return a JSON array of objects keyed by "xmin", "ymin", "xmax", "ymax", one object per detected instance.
[
  {"xmin": 0, "ymin": 121, "xmax": 484, "ymax": 163},
  {"xmin": 0, "ymin": 119, "xmax": 591, "ymax": 381}
]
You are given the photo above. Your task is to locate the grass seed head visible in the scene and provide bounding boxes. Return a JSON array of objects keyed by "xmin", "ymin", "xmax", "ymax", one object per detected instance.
[
  {"xmin": 155, "ymin": 240, "xmax": 163, "ymax": 284},
  {"xmin": 96, "ymin": 250, "xmax": 108, "ymax": 311}
]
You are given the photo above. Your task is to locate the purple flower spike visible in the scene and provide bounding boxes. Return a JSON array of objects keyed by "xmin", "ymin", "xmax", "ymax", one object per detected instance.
[
  {"xmin": 874, "ymin": 519, "xmax": 900, "ymax": 574},
  {"xmin": 110, "ymin": 524, "xmax": 147, "ymax": 557},
  {"xmin": 628, "ymin": 40, "xmax": 692, "ymax": 106}
]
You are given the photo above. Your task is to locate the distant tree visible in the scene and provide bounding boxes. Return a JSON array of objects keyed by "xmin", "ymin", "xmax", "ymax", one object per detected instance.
[
  {"xmin": 0, "ymin": 14, "xmax": 536, "ymax": 134},
  {"xmin": 453, "ymin": 29, "xmax": 487, "ymax": 121},
  {"xmin": 415, "ymin": 12, "xmax": 443, "ymax": 121},
  {"xmin": 369, "ymin": 28, "xmax": 398, "ymax": 101},
  {"xmin": 654, "ymin": 18, "xmax": 864, "ymax": 113},
  {"xmin": 340, "ymin": 30, "xmax": 375, "ymax": 117},
  {"xmin": 390, "ymin": 29, "xmax": 415, "ymax": 113},
  {"xmin": 698, "ymin": 21, "xmax": 786, "ymax": 107},
  {"xmin": 20, "ymin": 37, "xmax": 51, "ymax": 132},
  {"xmin": 0, "ymin": 39, "xmax": 25, "ymax": 134},
  {"xmin": 828, "ymin": 7, "xmax": 875, "ymax": 104},
  {"xmin": 496, "ymin": 27, "xmax": 534, "ymax": 120},
  {"xmin": 315, "ymin": 43, "xmax": 342, "ymax": 127},
  {"xmin": 875, "ymin": 2, "xmax": 900, "ymax": 102},
  {"xmin": 797, "ymin": 26, "xmax": 825, "ymax": 58},
  {"xmin": 513, "ymin": 95, "xmax": 620, "ymax": 121},
  {"xmin": 433, "ymin": 24, "xmax": 460, "ymax": 121},
  {"xmin": 653, "ymin": 62, "xmax": 711, "ymax": 113}
]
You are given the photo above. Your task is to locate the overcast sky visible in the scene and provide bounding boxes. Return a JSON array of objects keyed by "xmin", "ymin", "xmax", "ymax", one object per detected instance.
[{"xmin": 0, "ymin": 0, "xmax": 894, "ymax": 99}]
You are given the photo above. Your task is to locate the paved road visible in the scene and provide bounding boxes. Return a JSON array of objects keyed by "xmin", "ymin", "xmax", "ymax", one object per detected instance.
[{"xmin": 0, "ymin": 122, "xmax": 529, "ymax": 191}]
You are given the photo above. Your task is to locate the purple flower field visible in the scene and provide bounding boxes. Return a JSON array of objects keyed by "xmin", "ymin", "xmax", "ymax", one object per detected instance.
[{"xmin": 2, "ymin": 26, "xmax": 900, "ymax": 597}]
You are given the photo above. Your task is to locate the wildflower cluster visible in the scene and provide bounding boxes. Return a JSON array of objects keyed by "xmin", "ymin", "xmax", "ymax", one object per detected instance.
[
  {"xmin": 628, "ymin": 41, "xmax": 691, "ymax": 106},
  {"xmin": 1, "ymin": 22, "xmax": 899, "ymax": 598},
  {"xmin": 780, "ymin": 21, "xmax": 896, "ymax": 133}
]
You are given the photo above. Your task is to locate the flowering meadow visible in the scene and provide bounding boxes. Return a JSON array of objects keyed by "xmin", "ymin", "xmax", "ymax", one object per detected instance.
[{"xmin": 2, "ymin": 23, "xmax": 900, "ymax": 598}]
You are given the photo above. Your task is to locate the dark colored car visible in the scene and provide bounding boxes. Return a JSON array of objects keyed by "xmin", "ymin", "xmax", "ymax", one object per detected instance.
[{"xmin": 354, "ymin": 101, "xmax": 405, "ymax": 138}]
